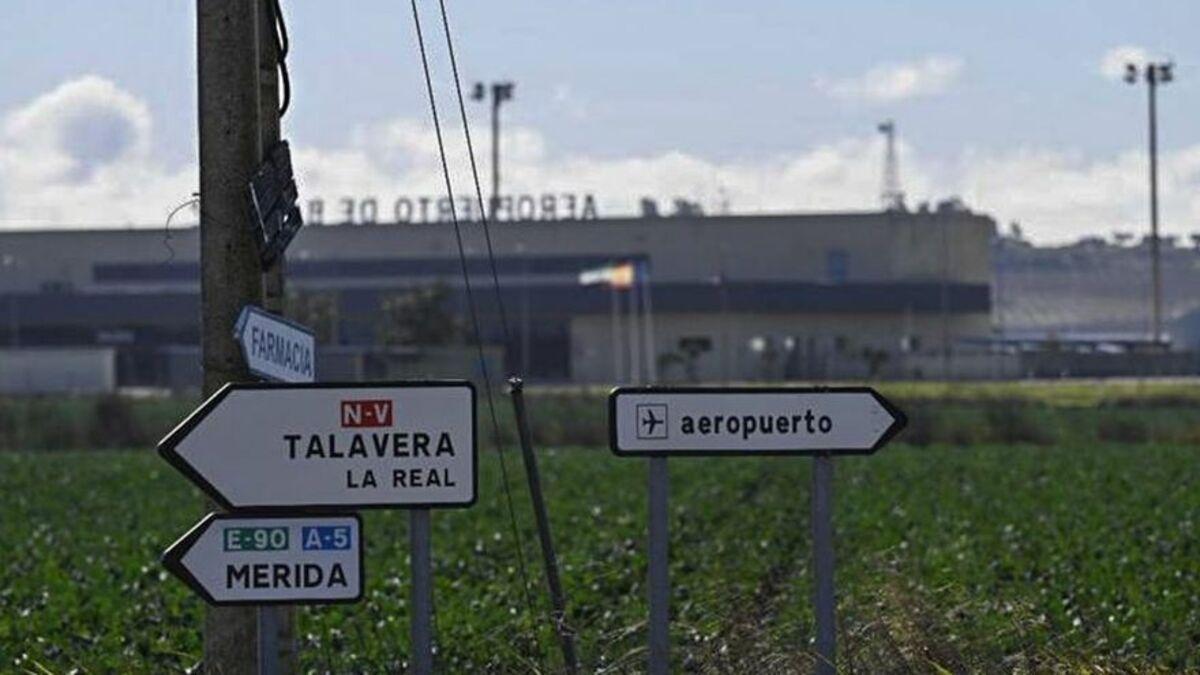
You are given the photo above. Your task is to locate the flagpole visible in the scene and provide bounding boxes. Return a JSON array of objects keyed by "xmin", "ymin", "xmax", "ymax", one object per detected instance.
[
  {"xmin": 640, "ymin": 262, "xmax": 657, "ymax": 383},
  {"xmin": 611, "ymin": 280, "xmax": 624, "ymax": 383},
  {"xmin": 628, "ymin": 265, "xmax": 642, "ymax": 384}
]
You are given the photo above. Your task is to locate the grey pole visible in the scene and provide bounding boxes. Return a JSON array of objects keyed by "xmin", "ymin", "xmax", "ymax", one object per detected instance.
[
  {"xmin": 509, "ymin": 378, "xmax": 580, "ymax": 673},
  {"xmin": 611, "ymin": 282, "xmax": 624, "ymax": 383},
  {"xmin": 647, "ymin": 456, "xmax": 670, "ymax": 675},
  {"xmin": 718, "ymin": 274, "xmax": 730, "ymax": 383},
  {"xmin": 197, "ymin": 1, "xmax": 263, "ymax": 671},
  {"xmin": 1147, "ymin": 70, "xmax": 1162, "ymax": 346},
  {"xmin": 940, "ymin": 213, "xmax": 951, "ymax": 378},
  {"xmin": 628, "ymin": 276, "xmax": 642, "ymax": 384},
  {"xmin": 639, "ymin": 263, "xmax": 658, "ymax": 382},
  {"xmin": 8, "ymin": 293, "xmax": 16, "ymax": 347},
  {"xmin": 410, "ymin": 509, "xmax": 434, "ymax": 675},
  {"xmin": 491, "ymin": 91, "xmax": 500, "ymax": 218},
  {"xmin": 256, "ymin": 2, "xmax": 296, "ymax": 670},
  {"xmin": 521, "ymin": 245, "xmax": 531, "ymax": 375},
  {"xmin": 257, "ymin": 607, "xmax": 280, "ymax": 675},
  {"xmin": 811, "ymin": 454, "xmax": 836, "ymax": 675}
]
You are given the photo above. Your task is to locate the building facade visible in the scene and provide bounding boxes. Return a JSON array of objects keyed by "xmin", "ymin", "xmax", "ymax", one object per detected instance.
[{"xmin": 0, "ymin": 207, "xmax": 995, "ymax": 389}]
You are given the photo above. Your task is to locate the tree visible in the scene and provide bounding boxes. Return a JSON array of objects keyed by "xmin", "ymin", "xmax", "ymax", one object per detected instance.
[
  {"xmin": 860, "ymin": 347, "xmax": 890, "ymax": 379},
  {"xmin": 378, "ymin": 283, "xmax": 463, "ymax": 346},
  {"xmin": 288, "ymin": 290, "xmax": 339, "ymax": 344}
]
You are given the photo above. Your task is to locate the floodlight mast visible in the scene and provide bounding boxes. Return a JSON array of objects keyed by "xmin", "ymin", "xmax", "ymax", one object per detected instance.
[
  {"xmin": 1124, "ymin": 60, "xmax": 1174, "ymax": 347},
  {"xmin": 472, "ymin": 81, "xmax": 516, "ymax": 218},
  {"xmin": 877, "ymin": 120, "xmax": 904, "ymax": 211}
]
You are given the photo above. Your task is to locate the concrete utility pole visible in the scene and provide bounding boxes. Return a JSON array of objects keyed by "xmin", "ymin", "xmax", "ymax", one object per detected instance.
[
  {"xmin": 198, "ymin": 1, "xmax": 263, "ymax": 671},
  {"xmin": 256, "ymin": 2, "xmax": 297, "ymax": 671}
]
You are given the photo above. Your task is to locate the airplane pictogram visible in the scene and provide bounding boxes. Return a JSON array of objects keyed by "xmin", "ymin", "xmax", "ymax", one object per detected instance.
[{"xmin": 636, "ymin": 404, "xmax": 669, "ymax": 440}]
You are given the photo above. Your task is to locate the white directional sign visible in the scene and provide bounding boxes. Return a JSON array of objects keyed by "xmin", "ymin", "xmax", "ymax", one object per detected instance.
[
  {"xmin": 234, "ymin": 305, "xmax": 315, "ymax": 383},
  {"xmin": 159, "ymin": 382, "xmax": 476, "ymax": 510},
  {"xmin": 163, "ymin": 513, "xmax": 362, "ymax": 605},
  {"xmin": 609, "ymin": 386, "xmax": 905, "ymax": 456}
]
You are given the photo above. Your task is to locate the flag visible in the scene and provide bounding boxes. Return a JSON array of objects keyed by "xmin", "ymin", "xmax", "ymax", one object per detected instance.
[{"xmin": 579, "ymin": 261, "xmax": 636, "ymax": 289}]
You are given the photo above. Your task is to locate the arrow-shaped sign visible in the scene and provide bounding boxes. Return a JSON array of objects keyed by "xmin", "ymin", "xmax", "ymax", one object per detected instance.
[
  {"xmin": 609, "ymin": 386, "xmax": 906, "ymax": 456},
  {"xmin": 158, "ymin": 381, "xmax": 476, "ymax": 510},
  {"xmin": 234, "ymin": 305, "xmax": 315, "ymax": 383},
  {"xmin": 163, "ymin": 513, "xmax": 362, "ymax": 606}
]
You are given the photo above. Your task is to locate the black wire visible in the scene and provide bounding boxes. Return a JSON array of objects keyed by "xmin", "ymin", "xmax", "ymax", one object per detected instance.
[
  {"xmin": 408, "ymin": 0, "xmax": 539, "ymax": 633},
  {"xmin": 436, "ymin": 0, "xmax": 575, "ymax": 661},
  {"xmin": 435, "ymin": 0, "xmax": 513, "ymax": 355},
  {"xmin": 271, "ymin": 0, "xmax": 289, "ymax": 56},
  {"xmin": 269, "ymin": 0, "xmax": 291, "ymax": 116},
  {"xmin": 162, "ymin": 193, "xmax": 199, "ymax": 265}
]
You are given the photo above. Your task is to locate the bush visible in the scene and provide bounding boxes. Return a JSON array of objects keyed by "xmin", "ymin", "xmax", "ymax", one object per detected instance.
[
  {"xmin": 88, "ymin": 395, "xmax": 146, "ymax": 449},
  {"xmin": 1097, "ymin": 415, "xmax": 1150, "ymax": 444},
  {"xmin": 895, "ymin": 402, "xmax": 934, "ymax": 446},
  {"xmin": 21, "ymin": 397, "xmax": 88, "ymax": 450},
  {"xmin": 983, "ymin": 400, "xmax": 1052, "ymax": 445},
  {"xmin": 0, "ymin": 401, "xmax": 18, "ymax": 450}
]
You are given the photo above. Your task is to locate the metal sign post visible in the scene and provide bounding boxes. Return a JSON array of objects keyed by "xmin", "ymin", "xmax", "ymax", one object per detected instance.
[
  {"xmin": 257, "ymin": 606, "xmax": 281, "ymax": 675},
  {"xmin": 608, "ymin": 386, "xmax": 905, "ymax": 672},
  {"xmin": 647, "ymin": 455, "xmax": 670, "ymax": 675},
  {"xmin": 509, "ymin": 378, "xmax": 579, "ymax": 673},
  {"xmin": 811, "ymin": 454, "xmax": 836, "ymax": 675},
  {"xmin": 409, "ymin": 509, "xmax": 434, "ymax": 675},
  {"xmin": 158, "ymin": 381, "xmax": 477, "ymax": 510}
]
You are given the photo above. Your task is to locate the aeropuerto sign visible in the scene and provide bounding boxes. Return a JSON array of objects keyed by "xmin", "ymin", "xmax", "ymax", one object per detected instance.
[
  {"xmin": 158, "ymin": 381, "xmax": 476, "ymax": 510},
  {"xmin": 234, "ymin": 305, "xmax": 315, "ymax": 383},
  {"xmin": 163, "ymin": 513, "xmax": 362, "ymax": 606},
  {"xmin": 609, "ymin": 386, "xmax": 905, "ymax": 456}
]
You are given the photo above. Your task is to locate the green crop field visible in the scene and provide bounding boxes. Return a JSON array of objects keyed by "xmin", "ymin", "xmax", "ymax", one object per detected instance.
[{"xmin": 3, "ymin": 429, "xmax": 1199, "ymax": 671}]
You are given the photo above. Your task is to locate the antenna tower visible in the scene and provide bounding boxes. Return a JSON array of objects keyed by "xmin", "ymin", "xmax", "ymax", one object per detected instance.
[{"xmin": 877, "ymin": 119, "xmax": 905, "ymax": 211}]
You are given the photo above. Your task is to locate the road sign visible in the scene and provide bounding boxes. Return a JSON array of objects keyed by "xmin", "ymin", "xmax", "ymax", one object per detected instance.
[
  {"xmin": 163, "ymin": 513, "xmax": 363, "ymax": 606},
  {"xmin": 159, "ymin": 381, "xmax": 476, "ymax": 510},
  {"xmin": 234, "ymin": 305, "xmax": 315, "ymax": 383},
  {"xmin": 609, "ymin": 386, "xmax": 905, "ymax": 456},
  {"xmin": 249, "ymin": 140, "xmax": 303, "ymax": 269}
]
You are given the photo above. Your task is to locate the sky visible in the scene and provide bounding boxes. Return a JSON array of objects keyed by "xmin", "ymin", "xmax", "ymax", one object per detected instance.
[{"xmin": 1, "ymin": 1, "xmax": 1199, "ymax": 243}]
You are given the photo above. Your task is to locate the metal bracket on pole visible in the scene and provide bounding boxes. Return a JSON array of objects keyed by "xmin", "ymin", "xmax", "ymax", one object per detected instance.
[
  {"xmin": 508, "ymin": 377, "xmax": 580, "ymax": 673},
  {"xmin": 410, "ymin": 509, "xmax": 434, "ymax": 675},
  {"xmin": 647, "ymin": 456, "xmax": 670, "ymax": 675},
  {"xmin": 811, "ymin": 453, "xmax": 836, "ymax": 675}
]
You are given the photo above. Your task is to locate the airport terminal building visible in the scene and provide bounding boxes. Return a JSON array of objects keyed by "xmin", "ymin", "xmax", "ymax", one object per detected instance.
[{"xmin": 0, "ymin": 205, "xmax": 995, "ymax": 391}]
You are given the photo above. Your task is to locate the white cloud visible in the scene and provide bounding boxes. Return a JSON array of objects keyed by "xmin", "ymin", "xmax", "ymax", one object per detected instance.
[
  {"xmin": 960, "ymin": 144, "xmax": 1200, "ymax": 244},
  {"xmin": 1099, "ymin": 45, "xmax": 1154, "ymax": 80},
  {"xmin": 816, "ymin": 56, "xmax": 964, "ymax": 102},
  {"xmin": 0, "ymin": 76, "xmax": 194, "ymax": 227},
  {"xmin": 4, "ymin": 76, "xmax": 1200, "ymax": 246}
]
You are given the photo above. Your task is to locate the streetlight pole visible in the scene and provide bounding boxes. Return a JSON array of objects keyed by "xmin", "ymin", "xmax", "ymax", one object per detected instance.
[
  {"xmin": 2, "ymin": 255, "xmax": 17, "ymax": 348},
  {"xmin": 1125, "ymin": 60, "xmax": 1173, "ymax": 347},
  {"xmin": 471, "ymin": 81, "xmax": 514, "ymax": 219}
]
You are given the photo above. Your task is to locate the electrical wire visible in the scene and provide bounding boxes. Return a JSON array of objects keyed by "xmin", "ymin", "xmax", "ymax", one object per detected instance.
[
  {"xmin": 435, "ymin": 0, "xmax": 513, "ymax": 353},
  {"xmin": 435, "ymin": 2, "xmax": 584, "ymax": 666},
  {"xmin": 408, "ymin": 0, "xmax": 539, "ymax": 639},
  {"xmin": 162, "ymin": 193, "xmax": 200, "ymax": 265},
  {"xmin": 268, "ymin": 0, "xmax": 291, "ymax": 116}
]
